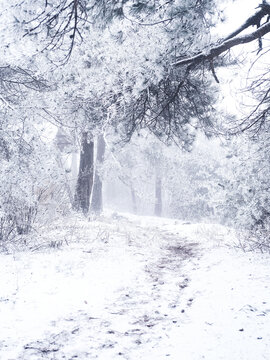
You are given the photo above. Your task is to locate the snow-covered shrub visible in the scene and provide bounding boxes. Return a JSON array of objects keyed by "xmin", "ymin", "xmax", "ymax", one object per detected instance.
[
  {"xmin": 222, "ymin": 135, "xmax": 270, "ymax": 251},
  {"xmin": 0, "ymin": 117, "xmax": 67, "ymax": 247},
  {"xmin": 160, "ymin": 133, "xmax": 228, "ymax": 222}
]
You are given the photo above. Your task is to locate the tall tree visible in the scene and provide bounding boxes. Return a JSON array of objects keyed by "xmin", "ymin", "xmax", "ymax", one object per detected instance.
[
  {"xmin": 91, "ymin": 134, "xmax": 106, "ymax": 214},
  {"xmin": 73, "ymin": 132, "xmax": 94, "ymax": 214}
]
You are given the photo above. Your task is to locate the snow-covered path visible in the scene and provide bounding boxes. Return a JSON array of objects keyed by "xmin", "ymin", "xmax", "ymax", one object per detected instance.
[{"xmin": 0, "ymin": 214, "xmax": 270, "ymax": 359}]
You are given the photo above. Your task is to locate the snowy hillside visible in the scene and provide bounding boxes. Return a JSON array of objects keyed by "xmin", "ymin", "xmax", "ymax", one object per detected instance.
[{"xmin": 0, "ymin": 213, "xmax": 269, "ymax": 360}]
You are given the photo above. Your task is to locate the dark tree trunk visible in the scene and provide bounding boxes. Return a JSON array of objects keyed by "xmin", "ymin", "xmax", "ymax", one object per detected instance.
[
  {"xmin": 154, "ymin": 170, "xmax": 162, "ymax": 217},
  {"xmin": 73, "ymin": 132, "xmax": 94, "ymax": 214},
  {"xmin": 91, "ymin": 134, "xmax": 106, "ymax": 214}
]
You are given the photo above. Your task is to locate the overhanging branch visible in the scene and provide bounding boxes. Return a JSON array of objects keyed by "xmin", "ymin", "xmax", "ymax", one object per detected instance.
[
  {"xmin": 224, "ymin": 3, "xmax": 270, "ymax": 41},
  {"xmin": 173, "ymin": 21, "xmax": 270, "ymax": 67}
]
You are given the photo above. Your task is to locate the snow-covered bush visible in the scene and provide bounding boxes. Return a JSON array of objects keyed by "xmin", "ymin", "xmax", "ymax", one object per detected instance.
[
  {"xmin": 0, "ymin": 114, "xmax": 67, "ymax": 248},
  {"xmin": 164, "ymin": 134, "xmax": 228, "ymax": 222},
  {"xmin": 221, "ymin": 134, "xmax": 270, "ymax": 251}
]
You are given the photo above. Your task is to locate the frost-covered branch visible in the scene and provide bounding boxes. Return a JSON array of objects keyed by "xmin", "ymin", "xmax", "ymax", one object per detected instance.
[
  {"xmin": 25, "ymin": 0, "xmax": 88, "ymax": 64},
  {"xmin": 173, "ymin": 2, "xmax": 270, "ymax": 68},
  {"xmin": 224, "ymin": 2, "xmax": 270, "ymax": 41},
  {"xmin": 0, "ymin": 66, "xmax": 49, "ymax": 104},
  {"xmin": 173, "ymin": 21, "xmax": 270, "ymax": 67}
]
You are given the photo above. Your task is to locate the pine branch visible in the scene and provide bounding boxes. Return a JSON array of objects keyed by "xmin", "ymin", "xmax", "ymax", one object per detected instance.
[
  {"xmin": 224, "ymin": 3, "xmax": 270, "ymax": 41},
  {"xmin": 173, "ymin": 21, "xmax": 270, "ymax": 67}
]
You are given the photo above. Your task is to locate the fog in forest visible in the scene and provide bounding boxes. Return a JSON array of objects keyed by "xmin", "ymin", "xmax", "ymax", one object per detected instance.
[{"xmin": 1, "ymin": 1, "xmax": 270, "ymax": 359}]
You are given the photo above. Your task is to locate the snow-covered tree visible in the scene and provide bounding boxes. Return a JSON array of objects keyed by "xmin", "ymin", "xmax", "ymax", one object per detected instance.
[{"xmin": 221, "ymin": 133, "xmax": 270, "ymax": 239}]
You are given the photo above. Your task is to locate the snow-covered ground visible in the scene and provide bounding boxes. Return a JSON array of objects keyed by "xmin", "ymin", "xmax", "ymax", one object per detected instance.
[{"xmin": 0, "ymin": 213, "xmax": 270, "ymax": 359}]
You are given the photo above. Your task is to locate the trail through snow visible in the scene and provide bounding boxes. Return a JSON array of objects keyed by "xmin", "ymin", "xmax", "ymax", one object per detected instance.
[{"xmin": 0, "ymin": 213, "xmax": 269, "ymax": 359}]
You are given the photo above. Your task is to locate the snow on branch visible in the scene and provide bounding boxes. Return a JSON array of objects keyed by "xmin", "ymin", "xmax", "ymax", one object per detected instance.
[
  {"xmin": 224, "ymin": 2, "xmax": 270, "ymax": 41},
  {"xmin": 173, "ymin": 4, "xmax": 270, "ymax": 67}
]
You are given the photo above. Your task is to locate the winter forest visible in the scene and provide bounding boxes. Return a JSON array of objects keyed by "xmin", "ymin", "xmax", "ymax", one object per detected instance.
[{"xmin": 1, "ymin": 0, "xmax": 270, "ymax": 359}]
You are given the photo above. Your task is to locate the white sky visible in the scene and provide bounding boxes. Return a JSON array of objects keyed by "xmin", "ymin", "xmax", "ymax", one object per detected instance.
[
  {"xmin": 212, "ymin": 0, "xmax": 266, "ymax": 121},
  {"xmin": 217, "ymin": 0, "xmax": 261, "ymax": 38}
]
